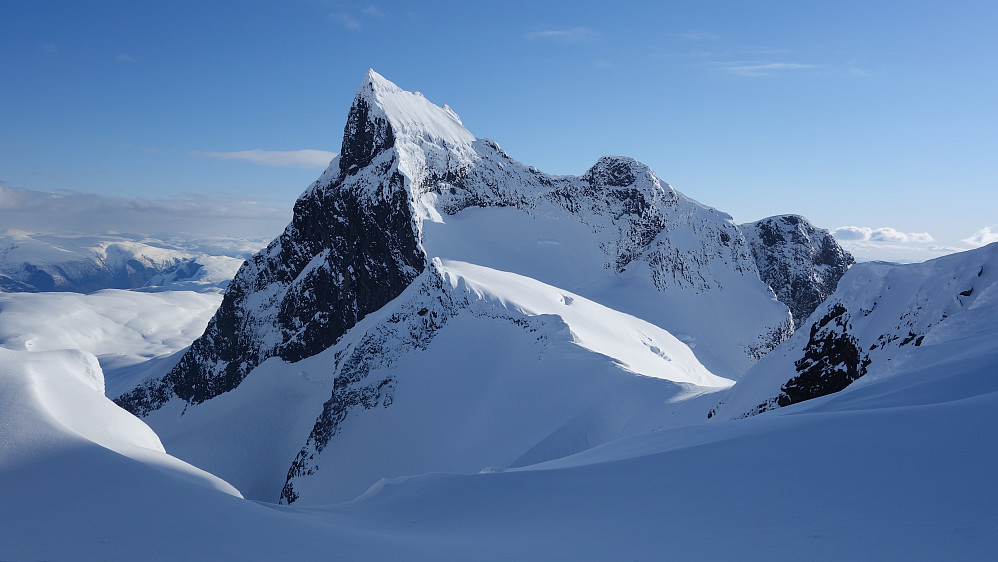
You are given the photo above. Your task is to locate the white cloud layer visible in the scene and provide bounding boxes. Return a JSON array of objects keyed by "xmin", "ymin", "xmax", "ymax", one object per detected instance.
[
  {"xmin": 200, "ymin": 149, "xmax": 337, "ymax": 169},
  {"xmin": 0, "ymin": 184, "xmax": 291, "ymax": 239},
  {"xmin": 831, "ymin": 226, "xmax": 934, "ymax": 244},
  {"xmin": 962, "ymin": 227, "xmax": 998, "ymax": 248},
  {"xmin": 831, "ymin": 226, "xmax": 953, "ymax": 263}
]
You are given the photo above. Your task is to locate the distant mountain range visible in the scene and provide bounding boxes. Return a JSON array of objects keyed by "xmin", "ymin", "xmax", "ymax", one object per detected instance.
[{"xmin": 0, "ymin": 232, "xmax": 258, "ymax": 293}]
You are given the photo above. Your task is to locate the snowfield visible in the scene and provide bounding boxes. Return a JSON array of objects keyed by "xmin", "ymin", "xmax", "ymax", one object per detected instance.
[
  {"xmin": 436, "ymin": 258, "xmax": 731, "ymax": 388},
  {"xmin": 0, "ymin": 289, "xmax": 222, "ymax": 397},
  {"xmin": 1, "ymin": 308, "xmax": 996, "ymax": 559}
]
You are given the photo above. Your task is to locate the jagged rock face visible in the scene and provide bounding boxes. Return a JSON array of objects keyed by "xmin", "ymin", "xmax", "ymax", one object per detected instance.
[
  {"xmin": 777, "ymin": 303, "xmax": 870, "ymax": 408},
  {"xmin": 714, "ymin": 241, "xmax": 998, "ymax": 419},
  {"xmin": 279, "ymin": 269, "xmax": 454, "ymax": 504},
  {"xmin": 118, "ymin": 70, "xmax": 800, "ymax": 416},
  {"xmin": 117, "ymin": 98, "xmax": 424, "ymax": 412},
  {"xmin": 550, "ymin": 156, "xmax": 675, "ymax": 271},
  {"xmin": 339, "ymin": 95, "xmax": 395, "ymax": 173},
  {"xmin": 741, "ymin": 215, "xmax": 854, "ymax": 328}
]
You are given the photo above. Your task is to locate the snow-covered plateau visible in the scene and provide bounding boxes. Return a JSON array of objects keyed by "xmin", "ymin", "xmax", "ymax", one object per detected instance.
[
  {"xmin": 1, "ymin": 70, "xmax": 995, "ymax": 559},
  {"xmin": 0, "ymin": 231, "xmax": 257, "ymax": 293}
]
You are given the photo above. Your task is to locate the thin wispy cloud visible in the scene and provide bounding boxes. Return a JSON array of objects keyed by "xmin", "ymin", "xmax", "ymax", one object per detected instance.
[
  {"xmin": 330, "ymin": 12, "xmax": 361, "ymax": 29},
  {"xmin": 199, "ymin": 149, "xmax": 337, "ymax": 170},
  {"xmin": 40, "ymin": 43, "xmax": 57, "ymax": 53},
  {"xmin": 0, "ymin": 184, "xmax": 292, "ymax": 238},
  {"xmin": 962, "ymin": 227, "xmax": 998, "ymax": 248},
  {"xmin": 525, "ymin": 27, "xmax": 600, "ymax": 43},
  {"xmin": 115, "ymin": 54, "xmax": 135, "ymax": 63},
  {"xmin": 721, "ymin": 62, "xmax": 815, "ymax": 77},
  {"xmin": 669, "ymin": 41, "xmax": 864, "ymax": 78},
  {"xmin": 679, "ymin": 31, "xmax": 717, "ymax": 41},
  {"xmin": 327, "ymin": 3, "xmax": 384, "ymax": 28}
]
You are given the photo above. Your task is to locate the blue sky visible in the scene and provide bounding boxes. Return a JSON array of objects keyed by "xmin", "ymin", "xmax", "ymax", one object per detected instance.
[{"xmin": 2, "ymin": 1, "xmax": 996, "ymax": 260}]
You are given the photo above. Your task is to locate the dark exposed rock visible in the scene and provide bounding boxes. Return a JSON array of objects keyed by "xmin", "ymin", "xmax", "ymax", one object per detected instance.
[
  {"xmin": 279, "ymin": 271, "xmax": 456, "ymax": 504},
  {"xmin": 551, "ymin": 157, "xmax": 675, "ymax": 272},
  {"xmin": 339, "ymin": 95, "xmax": 395, "ymax": 174},
  {"xmin": 581, "ymin": 155, "xmax": 639, "ymax": 188},
  {"xmin": 741, "ymin": 215, "xmax": 854, "ymax": 329},
  {"xmin": 776, "ymin": 304, "xmax": 871, "ymax": 407},
  {"xmin": 118, "ymin": 89, "xmax": 425, "ymax": 413},
  {"xmin": 0, "ymin": 273, "xmax": 37, "ymax": 292}
]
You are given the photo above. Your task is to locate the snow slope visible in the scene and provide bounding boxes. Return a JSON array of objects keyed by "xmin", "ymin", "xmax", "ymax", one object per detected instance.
[
  {"xmin": 135, "ymin": 261, "xmax": 729, "ymax": 505},
  {"xmin": 0, "ymin": 347, "xmax": 240, "ymax": 512},
  {"xmin": 0, "ymin": 289, "xmax": 222, "ymax": 398},
  {"xmin": 713, "ymin": 241, "xmax": 998, "ymax": 419},
  {"xmin": 436, "ymin": 259, "xmax": 729, "ymax": 388},
  {"xmin": 2, "ymin": 326, "xmax": 996, "ymax": 559}
]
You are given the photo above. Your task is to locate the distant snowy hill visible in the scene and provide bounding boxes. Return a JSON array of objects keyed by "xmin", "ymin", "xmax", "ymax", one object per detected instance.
[
  {"xmin": 0, "ymin": 232, "xmax": 256, "ymax": 293},
  {"xmin": 114, "ymin": 70, "xmax": 851, "ymax": 505},
  {"xmin": 712, "ymin": 241, "xmax": 998, "ymax": 419}
]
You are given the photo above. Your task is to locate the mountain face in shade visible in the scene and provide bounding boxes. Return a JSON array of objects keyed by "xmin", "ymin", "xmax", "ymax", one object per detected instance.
[
  {"xmin": 115, "ymin": 70, "xmax": 852, "ymax": 505},
  {"xmin": 712, "ymin": 241, "xmax": 998, "ymax": 420},
  {"xmin": 741, "ymin": 215, "xmax": 855, "ymax": 329}
]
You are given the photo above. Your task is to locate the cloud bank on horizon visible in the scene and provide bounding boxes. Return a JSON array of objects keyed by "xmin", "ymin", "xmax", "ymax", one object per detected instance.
[
  {"xmin": 0, "ymin": 184, "xmax": 291, "ymax": 239},
  {"xmin": 198, "ymin": 150, "xmax": 337, "ymax": 170},
  {"xmin": 4, "ymin": 180, "xmax": 993, "ymax": 266},
  {"xmin": 832, "ymin": 225, "xmax": 996, "ymax": 263}
]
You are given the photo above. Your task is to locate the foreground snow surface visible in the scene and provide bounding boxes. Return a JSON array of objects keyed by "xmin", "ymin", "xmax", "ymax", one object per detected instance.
[
  {"xmin": 143, "ymin": 261, "xmax": 730, "ymax": 505},
  {"xmin": 2, "ymin": 329, "xmax": 996, "ymax": 559}
]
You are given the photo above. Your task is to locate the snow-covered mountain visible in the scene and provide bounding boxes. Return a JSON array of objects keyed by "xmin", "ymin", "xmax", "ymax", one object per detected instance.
[
  {"xmin": 0, "ymin": 232, "xmax": 249, "ymax": 293},
  {"xmin": 712, "ymin": 241, "xmax": 998, "ymax": 419},
  {"xmin": 113, "ymin": 70, "xmax": 851, "ymax": 505},
  {"xmin": 3, "ymin": 70, "xmax": 996, "ymax": 559},
  {"xmin": 4, "ymin": 269, "xmax": 997, "ymax": 558},
  {"xmin": 741, "ymin": 214, "xmax": 854, "ymax": 328}
]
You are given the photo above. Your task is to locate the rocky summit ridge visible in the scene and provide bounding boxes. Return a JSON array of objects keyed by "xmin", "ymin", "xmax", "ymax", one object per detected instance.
[{"xmin": 114, "ymin": 70, "xmax": 855, "ymax": 504}]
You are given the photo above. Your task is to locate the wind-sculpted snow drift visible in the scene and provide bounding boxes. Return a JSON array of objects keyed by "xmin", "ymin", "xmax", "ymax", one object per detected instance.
[{"xmin": 115, "ymin": 70, "xmax": 850, "ymax": 505}]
